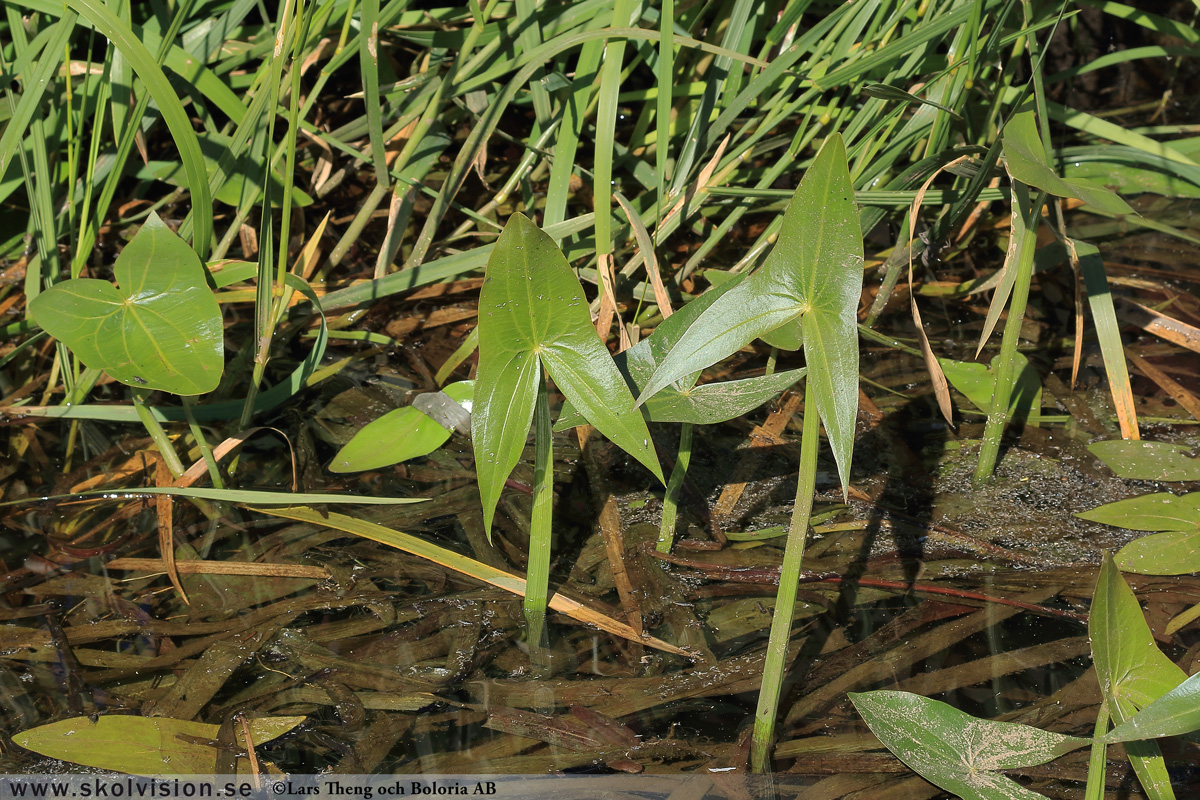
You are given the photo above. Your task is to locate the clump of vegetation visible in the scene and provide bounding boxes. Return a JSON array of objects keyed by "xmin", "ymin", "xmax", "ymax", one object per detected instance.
[{"xmin": 2, "ymin": 0, "xmax": 1200, "ymax": 792}]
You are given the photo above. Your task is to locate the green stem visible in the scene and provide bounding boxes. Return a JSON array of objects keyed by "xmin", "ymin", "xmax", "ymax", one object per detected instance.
[
  {"xmin": 132, "ymin": 390, "xmax": 186, "ymax": 479},
  {"xmin": 751, "ymin": 378, "xmax": 820, "ymax": 773},
  {"xmin": 657, "ymin": 421, "xmax": 691, "ymax": 553},
  {"xmin": 973, "ymin": 184, "xmax": 1045, "ymax": 484},
  {"xmin": 1084, "ymin": 701, "xmax": 1110, "ymax": 800},
  {"xmin": 182, "ymin": 397, "xmax": 224, "ymax": 489},
  {"xmin": 526, "ymin": 370, "xmax": 554, "ymax": 670}
]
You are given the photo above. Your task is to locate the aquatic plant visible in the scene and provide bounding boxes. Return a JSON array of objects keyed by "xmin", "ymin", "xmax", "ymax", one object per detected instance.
[
  {"xmin": 637, "ymin": 133, "xmax": 864, "ymax": 770},
  {"xmin": 853, "ymin": 556, "xmax": 1200, "ymax": 800},
  {"xmin": 472, "ymin": 212, "xmax": 662, "ymax": 653}
]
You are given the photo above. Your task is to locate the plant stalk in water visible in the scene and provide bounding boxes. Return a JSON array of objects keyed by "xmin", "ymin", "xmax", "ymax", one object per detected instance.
[
  {"xmin": 974, "ymin": 184, "xmax": 1045, "ymax": 483},
  {"xmin": 751, "ymin": 378, "xmax": 820, "ymax": 772},
  {"xmin": 657, "ymin": 421, "xmax": 692, "ymax": 552},
  {"xmin": 526, "ymin": 371, "xmax": 554, "ymax": 663}
]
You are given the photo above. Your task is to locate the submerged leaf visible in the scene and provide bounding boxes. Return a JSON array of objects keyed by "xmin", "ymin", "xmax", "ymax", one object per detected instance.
[
  {"xmin": 30, "ymin": 213, "xmax": 224, "ymax": 395},
  {"xmin": 14, "ymin": 715, "xmax": 303, "ymax": 775},
  {"xmin": 636, "ymin": 134, "xmax": 864, "ymax": 489},
  {"xmin": 472, "ymin": 213, "xmax": 661, "ymax": 534},
  {"xmin": 851, "ymin": 690, "xmax": 1087, "ymax": 800}
]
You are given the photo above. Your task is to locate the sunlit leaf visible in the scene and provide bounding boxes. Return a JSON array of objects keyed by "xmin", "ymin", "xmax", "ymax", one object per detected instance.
[
  {"xmin": 1105, "ymin": 670, "xmax": 1200, "ymax": 744},
  {"xmin": 1076, "ymin": 492, "xmax": 1200, "ymax": 532},
  {"xmin": 473, "ymin": 213, "xmax": 661, "ymax": 535},
  {"xmin": 1090, "ymin": 554, "xmax": 1187, "ymax": 799},
  {"xmin": 1088, "ymin": 440, "xmax": 1200, "ymax": 481},
  {"xmin": 1116, "ymin": 531, "xmax": 1200, "ymax": 576},
  {"xmin": 14, "ymin": 715, "xmax": 303, "ymax": 775},
  {"xmin": 331, "ymin": 381, "xmax": 474, "ymax": 472},
  {"xmin": 556, "ymin": 277, "xmax": 806, "ymax": 427},
  {"xmin": 1002, "ymin": 111, "xmax": 1133, "ymax": 216},
  {"xmin": 30, "ymin": 213, "xmax": 223, "ymax": 395},
  {"xmin": 851, "ymin": 690, "xmax": 1087, "ymax": 800},
  {"xmin": 636, "ymin": 134, "xmax": 863, "ymax": 488}
]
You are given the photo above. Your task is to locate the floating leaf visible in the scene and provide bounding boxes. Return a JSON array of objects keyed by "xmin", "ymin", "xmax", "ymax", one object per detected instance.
[
  {"xmin": 1116, "ymin": 531, "xmax": 1200, "ymax": 576},
  {"xmin": 473, "ymin": 213, "xmax": 662, "ymax": 535},
  {"xmin": 1088, "ymin": 440, "xmax": 1200, "ymax": 481},
  {"xmin": 331, "ymin": 381, "xmax": 474, "ymax": 472},
  {"xmin": 30, "ymin": 213, "xmax": 223, "ymax": 395},
  {"xmin": 14, "ymin": 714, "xmax": 303, "ymax": 775},
  {"xmin": 1077, "ymin": 492, "xmax": 1200, "ymax": 532},
  {"xmin": 636, "ymin": 134, "xmax": 864, "ymax": 490},
  {"xmin": 1077, "ymin": 492, "xmax": 1200, "ymax": 576},
  {"xmin": 1002, "ymin": 111, "xmax": 1133, "ymax": 216},
  {"xmin": 851, "ymin": 690, "xmax": 1087, "ymax": 800}
]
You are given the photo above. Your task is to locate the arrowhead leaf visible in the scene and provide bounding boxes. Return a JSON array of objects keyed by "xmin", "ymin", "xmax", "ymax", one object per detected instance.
[
  {"xmin": 472, "ymin": 213, "xmax": 661, "ymax": 535},
  {"xmin": 636, "ymin": 134, "xmax": 863, "ymax": 489},
  {"xmin": 851, "ymin": 690, "xmax": 1087, "ymax": 800}
]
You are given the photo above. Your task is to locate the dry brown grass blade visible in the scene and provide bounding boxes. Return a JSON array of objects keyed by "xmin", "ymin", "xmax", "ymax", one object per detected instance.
[
  {"xmin": 1117, "ymin": 298, "xmax": 1200, "ymax": 353},
  {"xmin": 176, "ymin": 427, "xmax": 298, "ymax": 491},
  {"xmin": 906, "ymin": 158, "xmax": 969, "ymax": 426},
  {"xmin": 155, "ymin": 457, "xmax": 188, "ymax": 605},
  {"xmin": 1126, "ymin": 349, "xmax": 1200, "ymax": 421},
  {"xmin": 576, "ymin": 425, "xmax": 644, "ymax": 638},
  {"xmin": 256, "ymin": 506, "xmax": 694, "ymax": 657},
  {"xmin": 103, "ymin": 558, "xmax": 330, "ymax": 578},
  {"xmin": 614, "ymin": 192, "xmax": 673, "ymax": 318},
  {"xmin": 594, "ymin": 253, "xmax": 631, "ymax": 349}
]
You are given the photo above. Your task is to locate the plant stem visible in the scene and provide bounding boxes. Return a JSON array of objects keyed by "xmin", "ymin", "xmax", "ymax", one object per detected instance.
[
  {"xmin": 132, "ymin": 390, "xmax": 186, "ymax": 479},
  {"xmin": 657, "ymin": 421, "xmax": 691, "ymax": 552},
  {"xmin": 1084, "ymin": 701, "xmax": 1110, "ymax": 800},
  {"xmin": 973, "ymin": 184, "xmax": 1045, "ymax": 484},
  {"xmin": 182, "ymin": 397, "xmax": 224, "ymax": 489},
  {"xmin": 751, "ymin": 378, "xmax": 820, "ymax": 772},
  {"xmin": 526, "ymin": 370, "xmax": 554, "ymax": 672}
]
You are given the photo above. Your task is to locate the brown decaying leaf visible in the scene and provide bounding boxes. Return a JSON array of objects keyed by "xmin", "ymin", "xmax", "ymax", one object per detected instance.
[
  {"xmin": 1126, "ymin": 349, "xmax": 1200, "ymax": 421},
  {"xmin": 907, "ymin": 157, "xmax": 971, "ymax": 426}
]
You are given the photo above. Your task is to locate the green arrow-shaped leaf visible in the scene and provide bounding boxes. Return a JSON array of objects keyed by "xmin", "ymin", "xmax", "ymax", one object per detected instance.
[
  {"xmin": 635, "ymin": 134, "xmax": 863, "ymax": 489},
  {"xmin": 556, "ymin": 275, "xmax": 806, "ymax": 427},
  {"xmin": 30, "ymin": 213, "xmax": 223, "ymax": 395},
  {"xmin": 1091, "ymin": 553, "xmax": 1187, "ymax": 799},
  {"xmin": 851, "ymin": 690, "xmax": 1087, "ymax": 800},
  {"xmin": 472, "ymin": 213, "xmax": 662, "ymax": 534},
  {"xmin": 1104, "ymin": 670, "xmax": 1200, "ymax": 744}
]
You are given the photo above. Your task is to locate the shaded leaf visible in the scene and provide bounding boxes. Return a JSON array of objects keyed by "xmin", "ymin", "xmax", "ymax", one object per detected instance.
[
  {"xmin": 851, "ymin": 690, "xmax": 1087, "ymax": 800},
  {"xmin": 331, "ymin": 381, "xmax": 474, "ymax": 472},
  {"xmin": 1089, "ymin": 440, "xmax": 1200, "ymax": 481},
  {"xmin": 14, "ymin": 715, "xmax": 303, "ymax": 775},
  {"xmin": 939, "ymin": 352, "xmax": 1041, "ymax": 420},
  {"xmin": 636, "ymin": 134, "xmax": 863, "ymax": 488},
  {"xmin": 30, "ymin": 213, "xmax": 224, "ymax": 395},
  {"xmin": 1002, "ymin": 111, "xmax": 1133, "ymax": 215}
]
